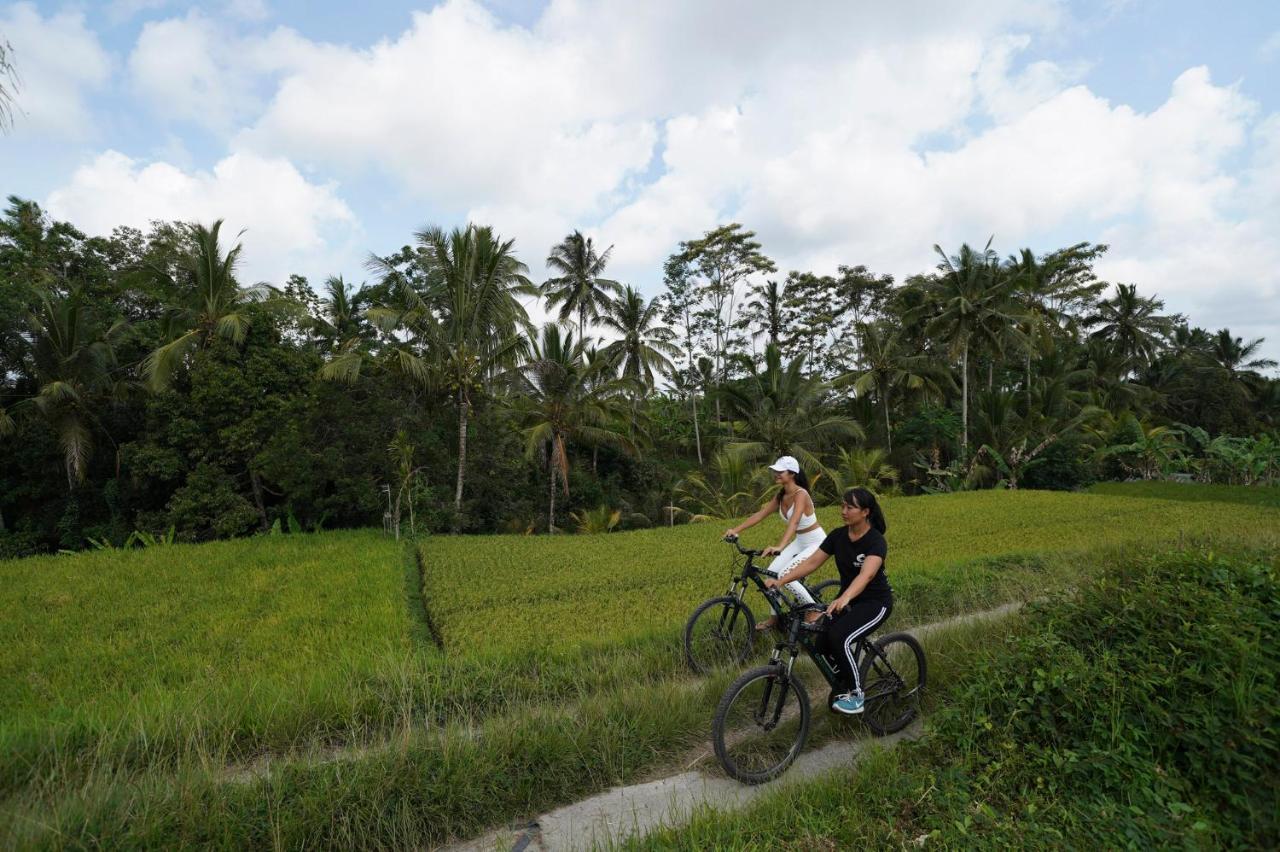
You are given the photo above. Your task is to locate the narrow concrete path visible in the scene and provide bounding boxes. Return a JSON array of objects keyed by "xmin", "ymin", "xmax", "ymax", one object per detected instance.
[
  {"xmin": 449, "ymin": 723, "xmax": 922, "ymax": 852},
  {"xmin": 445, "ymin": 600, "xmax": 1022, "ymax": 852}
]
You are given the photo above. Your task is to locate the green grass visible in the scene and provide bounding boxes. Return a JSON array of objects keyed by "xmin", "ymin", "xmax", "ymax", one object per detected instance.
[
  {"xmin": 1089, "ymin": 479, "xmax": 1280, "ymax": 508},
  {"xmin": 0, "ymin": 603, "xmax": 1005, "ymax": 851},
  {"xmin": 422, "ymin": 488, "xmax": 1280, "ymax": 658},
  {"xmin": 2, "ymin": 487, "xmax": 1279, "ymax": 848}
]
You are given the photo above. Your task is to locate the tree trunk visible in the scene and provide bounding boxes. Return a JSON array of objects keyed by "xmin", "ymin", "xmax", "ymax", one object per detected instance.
[
  {"xmin": 1025, "ymin": 352, "xmax": 1032, "ymax": 414},
  {"xmin": 548, "ymin": 457, "xmax": 557, "ymax": 533},
  {"xmin": 883, "ymin": 390, "xmax": 893, "ymax": 453},
  {"xmin": 454, "ymin": 389, "xmax": 469, "ymax": 520},
  {"xmin": 407, "ymin": 476, "xmax": 415, "ymax": 537},
  {"xmin": 691, "ymin": 391, "xmax": 703, "ymax": 465},
  {"xmin": 961, "ymin": 343, "xmax": 969, "ymax": 451},
  {"xmin": 249, "ymin": 467, "xmax": 269, "ymax": 530}
]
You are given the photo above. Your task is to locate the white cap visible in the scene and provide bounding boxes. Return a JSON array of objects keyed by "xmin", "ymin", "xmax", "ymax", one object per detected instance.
[{"xmin": 768, "ymin": 455, "xmax": 800, "ymax": 474}]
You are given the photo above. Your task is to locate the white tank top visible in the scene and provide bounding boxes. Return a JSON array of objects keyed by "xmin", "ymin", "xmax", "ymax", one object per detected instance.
[{"xmin": 779, "ymin": 491, "xmax": 818, "ymax": 529}]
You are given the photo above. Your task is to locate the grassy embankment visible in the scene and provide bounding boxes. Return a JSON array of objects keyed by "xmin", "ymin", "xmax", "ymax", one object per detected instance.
[
  {"xmin": 630, "ymin": 542, "xmax": 1279, "ymax": 849},
  {"xmin": 1090, "ymin": 479, "xmax": 1280, "ymax": 508},
  {"xmin": 1, "ymin": 488, "xmax": 1277, "ymax": 848}
]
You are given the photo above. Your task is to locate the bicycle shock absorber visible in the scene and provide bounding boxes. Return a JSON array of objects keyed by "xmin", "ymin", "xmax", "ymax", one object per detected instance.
[{"xmin": 785, "ymin": 647, "xmax": 799, "ymax": 676}]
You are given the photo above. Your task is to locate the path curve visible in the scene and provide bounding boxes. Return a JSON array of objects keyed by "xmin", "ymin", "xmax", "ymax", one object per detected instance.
[{"xmin": 445, "ymin": 600, "xmax": 1022, "ymax": 851}]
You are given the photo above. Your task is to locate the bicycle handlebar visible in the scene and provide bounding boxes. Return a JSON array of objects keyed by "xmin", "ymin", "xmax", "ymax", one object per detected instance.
[{"xmin": 722, "ymin": 533, "xmax": 764, "ymax": 558}]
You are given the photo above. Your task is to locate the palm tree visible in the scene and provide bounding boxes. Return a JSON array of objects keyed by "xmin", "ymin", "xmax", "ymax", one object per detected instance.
[
  {"xmin": 828, "ymin": 447, "xmax": 900, "ymax": 496},
  {"xmin": 843, "ymin": 321, "xmax": 947, "ymax": 452},
  {"xmin": 18, "ymin": 291, "xmax": 126, "ymax": 489},
  {"xmin": 0, "ymin": 37, "xmax": 17, "ymax": 133},
  {"xmin": 347, "ymin": 224, "xmax": 534, "ymax": 518},
  {"xmin": 143, "ymin": 220, "xmax": 267, "ymax": 390},
  {"xmin": 922, "ymin": 241, "xmax": 1022, "ymax": 450},
  {"xmin": 599, "ymin": 285, "xmax": 680, "ymax": 393},
  {"xmin": 510, "ymin": 324, "xmax": 634, "ymax": 532},
  {"xmin": 721, "ymin": 344, "xmax": 864, "ymax": 476},
  {"xmin": 1085, "ymin": 283, "xmax": 1175, "ymax": 375},
  {"xmin": 311, "ymin": 275, "xmax": 371, "ymax": 353},
  {"xmin": 1006, "ymin": 248, "xmax": 1065, "ymax": 411},
  {"xmin": 1209, "ymin": 329, "xmax": 1276, "ymax": 388},
  {"xmin": 543, "ymin": 230, "xmax": 620, "ymax": 341},
  {"xmin": 739, "ymin": 278, "xmax": 786, "ymax": 355}
]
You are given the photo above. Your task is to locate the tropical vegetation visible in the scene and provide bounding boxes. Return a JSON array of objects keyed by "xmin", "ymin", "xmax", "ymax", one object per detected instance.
[{"xmin": 1, "ymin": 198, "xmax": 1277, "ymax": 554}]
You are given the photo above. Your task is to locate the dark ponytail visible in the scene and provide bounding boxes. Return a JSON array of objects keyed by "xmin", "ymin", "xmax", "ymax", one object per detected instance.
[{"xmin": 844, "ymin": 487, "xmax": 886, "ymax": 534}]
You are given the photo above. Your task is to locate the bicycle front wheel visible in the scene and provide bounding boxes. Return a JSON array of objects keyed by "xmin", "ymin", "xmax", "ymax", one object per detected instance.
[
  {"xmin": 712, "ymin": 664, "xmax": 811, "ymax": 784},
  {"xmin": 684, "ymin": 596, "xmax": 755, "ymax": 674},
  {"xmin": 859, "ymin": 632, "xmax": 927, "ymax": 736}
]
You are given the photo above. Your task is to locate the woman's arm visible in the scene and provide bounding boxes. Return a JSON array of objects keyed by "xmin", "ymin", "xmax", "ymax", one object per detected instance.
[
  {"xmin": 763, "ymin": 547, "xmax": 829, "ymax": 587},
  {"xmin": 827, "ymin": 555, "xmax": 883, "ymax": 614},
  {"xmin": 725, "ymin": 499, "xmax": 776, "ymax": 538}
]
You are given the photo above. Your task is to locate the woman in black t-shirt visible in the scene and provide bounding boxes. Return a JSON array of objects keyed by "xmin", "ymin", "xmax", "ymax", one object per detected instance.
[{"xmin": 763, "ymin": 487, "xmax": 893, "ymax": 715}]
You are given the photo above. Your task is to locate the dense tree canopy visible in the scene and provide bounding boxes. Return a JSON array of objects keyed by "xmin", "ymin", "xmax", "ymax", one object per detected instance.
[{"xmin": 1, "ymin": 200, "xmax": 1276, "ymax": 555}]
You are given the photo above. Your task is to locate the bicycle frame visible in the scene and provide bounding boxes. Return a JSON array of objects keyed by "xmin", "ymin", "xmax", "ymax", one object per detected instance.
[{"xmin": 718, "ymin": 536, "xmax": 900, "ymax": 696}]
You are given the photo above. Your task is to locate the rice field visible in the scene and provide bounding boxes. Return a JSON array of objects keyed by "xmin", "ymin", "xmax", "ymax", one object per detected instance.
[{"xmin": 1, "ymin": 486, "xmax": 1277, "ymax": 848}]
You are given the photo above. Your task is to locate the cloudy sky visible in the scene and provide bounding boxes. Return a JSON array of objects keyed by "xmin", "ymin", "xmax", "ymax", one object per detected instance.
[{"xmin": 3, "ymin": 0, "xmax": 1279, "ymax": 365}]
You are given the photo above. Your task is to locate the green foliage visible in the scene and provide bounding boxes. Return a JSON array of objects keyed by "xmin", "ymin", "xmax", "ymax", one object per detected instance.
[
  {"xmin": 569, "ymin": 504, "xmax": 621, "ymax": 533},
  {"xmin": 164, "ymin": 463, "xmax": 258, "ymax": 541},
  {"xmin": 924, "ymin": 546, "xmax": 1278, "ymax": 845}
]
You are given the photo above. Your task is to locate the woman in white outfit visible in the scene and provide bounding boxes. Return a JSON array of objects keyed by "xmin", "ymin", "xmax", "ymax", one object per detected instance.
[{"xmin": 723, "ymin": 455, "xmax": 826, "ymax": 631}]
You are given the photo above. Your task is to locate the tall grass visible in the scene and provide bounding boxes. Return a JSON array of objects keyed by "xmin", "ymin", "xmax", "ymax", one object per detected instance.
[{"xmin": 0, "ymin": 607, "xmax": 1006, "ymax": 850}]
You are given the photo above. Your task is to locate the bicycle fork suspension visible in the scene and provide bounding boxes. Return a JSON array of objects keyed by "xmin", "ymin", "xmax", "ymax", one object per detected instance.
[{"xmin": 755, "ymin": 645, "xmax": 801, "ymax": 729}]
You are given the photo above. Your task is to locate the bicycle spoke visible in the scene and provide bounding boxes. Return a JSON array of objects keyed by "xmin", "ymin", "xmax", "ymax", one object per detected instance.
[
  {"xmin": 860, "ymin": 635, "xmax": 926, "ymax": 736},
  {"xmin": 686, "ymin": 599, "xmax": 753, "ymax": 673},
  {"xmin": 716, "ymin": 670, "xmax": 808, "ymax": 781}
]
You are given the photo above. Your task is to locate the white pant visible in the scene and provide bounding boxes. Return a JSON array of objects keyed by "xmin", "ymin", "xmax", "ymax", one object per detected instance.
[{"xmin": 765, "ymin": 526, "xmax": 826, "ymax": 606}]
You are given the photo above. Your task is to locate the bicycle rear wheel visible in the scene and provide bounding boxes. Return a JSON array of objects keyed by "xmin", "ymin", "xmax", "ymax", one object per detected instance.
[
  {"xmin": 712, "ymin": 664, "xmax": 811, "ymax": 784},
  {"xmin": 809, "ymin": 578, "xmax": 841, "ymax": 604},
  {"xmin": 859, "ymin": 632, "xmax": 927, "ymax": 736},
  {"xmin": 683, "ymin": 596, "xmax": 755, "ymax": 674}
]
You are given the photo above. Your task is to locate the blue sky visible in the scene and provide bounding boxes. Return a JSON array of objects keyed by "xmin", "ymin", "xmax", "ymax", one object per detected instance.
[{"xmin": 3, "ymin": 0, "xmax": 1279, "ymax": 366}]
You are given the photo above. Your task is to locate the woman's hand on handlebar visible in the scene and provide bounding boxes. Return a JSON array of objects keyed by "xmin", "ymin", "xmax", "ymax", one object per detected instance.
[
  {"xmin": 723, "ymin": 528, "xmax": 737, "ymax": 540},
  {"xmin": 761, "ymin": 545, "xmax": 782, "ymax": 557},
  {"xmin": 825, "ymin": 596, "xmax": 849, "ymax": 617},
  {"xmin": 762, "ymin": 576, "xmax": 783, "ymax": 591}
]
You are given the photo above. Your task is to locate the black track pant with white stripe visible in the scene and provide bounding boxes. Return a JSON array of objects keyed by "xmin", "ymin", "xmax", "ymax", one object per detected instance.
[{"xmin": 826, "ymin": 596, "xmax": 893, "ymax": 695}]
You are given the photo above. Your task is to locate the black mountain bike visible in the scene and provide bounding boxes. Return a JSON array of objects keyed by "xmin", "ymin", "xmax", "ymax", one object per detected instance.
[
  {"xmin": 710, "ymin": 536, "xmax": 926, "ymax": 784},
  {"xmin": 683, "ymin": 536, "xmax": 841, "ymax": 674}
]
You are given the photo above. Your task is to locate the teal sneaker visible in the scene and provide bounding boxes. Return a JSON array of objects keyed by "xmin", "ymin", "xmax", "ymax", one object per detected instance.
[{"xmin": 831, "ymin": 692, "xmax": 865, "ymax": 715}]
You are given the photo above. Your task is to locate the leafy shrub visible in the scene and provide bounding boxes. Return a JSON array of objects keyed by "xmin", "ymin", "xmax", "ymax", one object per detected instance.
[
  {"xmin": 928, "ymin": 546, "xmax": 1278, "ymax": 846},
  {"xmin": 165, "ymin": 463, "xmax": 259, "ymax": 541},
  {"xmin": 1020, "ymin": 432, "xmax": 1096, "ymax": 491},
  {"xmin": 0, "ymin": 529, "xmax": 44, "ymax": 559}
]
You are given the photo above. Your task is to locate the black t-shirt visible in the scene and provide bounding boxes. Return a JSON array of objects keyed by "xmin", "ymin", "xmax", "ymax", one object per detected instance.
[{"xmin": 819, "ymin": 526, "xmax": 892, "ymax": 602}]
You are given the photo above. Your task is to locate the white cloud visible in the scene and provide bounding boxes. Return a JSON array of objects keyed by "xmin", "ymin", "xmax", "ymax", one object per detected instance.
[
  {"xmin": 0, "ymin": 2, "xmax": 112, "ymax": 137},
  {"xmin": 45, "ymin": 150, "xmax": 360, "ymax": 286},
  {"xmin": 127, "ymin": 10, "xmax": 262, "ymax": 130},
  {"xmin": 225, "ymin": 0, "xmax": 269, "ymax": 22},
  {"xmin": 34, "ymin": 0, "xmax": 1280, "ymax": 363}
]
